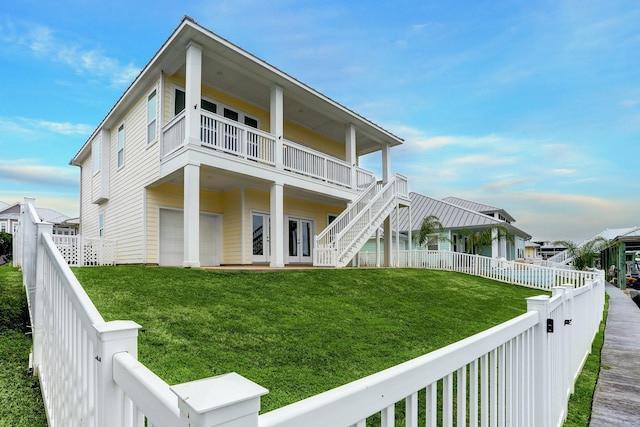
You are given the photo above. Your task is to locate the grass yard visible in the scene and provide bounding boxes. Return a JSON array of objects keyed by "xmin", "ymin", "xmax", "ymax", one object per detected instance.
[
  {"xmin": 75, "ymin": 266, "xmax": 547, "ymax": 413},
  {"xmin": 0, "ymin": 265, "xmax": 47, "ymax": 426}
]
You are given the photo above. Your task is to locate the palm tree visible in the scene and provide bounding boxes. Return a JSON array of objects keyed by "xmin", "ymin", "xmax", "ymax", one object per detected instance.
[
  {"xmin": 554, "ymin": 237, "xmax": 608, "ymax": 270},
  {"xmin": 458, "ymin": 225, "xmax": 514, "ymax": 256},
  {"xmin": 416, "ymin": 215, "xmax": 445, "ymax": 248}
]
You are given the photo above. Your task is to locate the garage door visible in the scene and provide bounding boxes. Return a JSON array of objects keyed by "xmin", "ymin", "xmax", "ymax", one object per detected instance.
[{"xmin": 159, "ymin": 209, "xmax": 219, "ymax": 266}]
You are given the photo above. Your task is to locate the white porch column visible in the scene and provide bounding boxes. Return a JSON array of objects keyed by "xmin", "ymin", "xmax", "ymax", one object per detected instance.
[
  {"xmin": 185, "ymin": 42, "xmax": 202, "ymax": 147},
  {"xmin": 492, "ymin": 228, "xmax": 499, "ymax": 258},
  {"xmin": 500, "ymin": 231, "xmax": 507, "ymax": 259},
  {"xmin": 375, "ymin": 228, "xmax": 381, "ymax": 268},
  {"xmin": 381, "ymin": 142, "xmax": 391, "ymax": 183},
  {"xmin": 184, "ymin": 163, "xmax": 200, "ymax": 268},
  {"xmin": 396, "ymin": 203, "xmax": 400, "ymax": 267},
  {"xmin": 270, "ymin": 86, "xmax": 284, "ymax": 168},
  {"xmin": 408, "ymin": 206, "xmax": 412, "ymax": 267},
  {"xmin": 383, "ymin": 217, "xmax": 392, "ymax": 267},
  {"xmin": 346, "ymin": 124, "xmax": 357, "ymax": 189},
  {"xmin": 269, "ymin": 182, "xmax": 285, "ymax": 268}
]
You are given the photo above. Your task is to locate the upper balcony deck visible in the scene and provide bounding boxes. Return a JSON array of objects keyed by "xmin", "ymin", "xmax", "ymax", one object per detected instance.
[{"xmin": 161, "ymin": 110, "xmax": 377, "ymax": 195}]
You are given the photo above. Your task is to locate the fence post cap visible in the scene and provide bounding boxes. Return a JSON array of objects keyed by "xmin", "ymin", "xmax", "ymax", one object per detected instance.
[
  {"xmin": 172, "ymin": 372, "xmax": 268, "ymax": 425},
  {"xmin": 95, "ymin": 320, "xmax": 141, "ymax": 341}
]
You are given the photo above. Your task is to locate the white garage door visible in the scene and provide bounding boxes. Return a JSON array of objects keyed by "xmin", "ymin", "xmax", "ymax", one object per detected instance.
[{"xmin": 159, "ymin": 209, "xmax": 219, "ymax": 266}]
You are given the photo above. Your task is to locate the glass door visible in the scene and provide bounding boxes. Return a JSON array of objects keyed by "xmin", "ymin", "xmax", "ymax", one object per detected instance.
[
  {"xmin": 252, "ymin": 213, "xmax": 270, "ymax": 263},
  {"xmin": 287, "ymin": 217, "xmax": 313, "ymax": 264}
]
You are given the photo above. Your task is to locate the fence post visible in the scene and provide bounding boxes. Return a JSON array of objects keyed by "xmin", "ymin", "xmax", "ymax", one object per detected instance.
[
  {"xmin": 172, "ymin": 372, "xmax": 268, "ymax": 427},
  {"xmin": 95, "ymin": 320, "xmax": 141, "ymax": 427},
  {"xmin": 526, "ymin": 295, "xmax": 551, "ymax": 427},
  {"xmin": 79, "ymin": 235, "xmax": 85, "ymax": 267},
  {"xmin": 32, "ymin": 220, "xmax": 53, "ymax": 373}
]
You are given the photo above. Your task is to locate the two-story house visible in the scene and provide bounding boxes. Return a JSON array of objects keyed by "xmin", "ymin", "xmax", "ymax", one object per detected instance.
[{"xmin": 71, "ymin": 16, "xmax": 409, "ymax": 268}]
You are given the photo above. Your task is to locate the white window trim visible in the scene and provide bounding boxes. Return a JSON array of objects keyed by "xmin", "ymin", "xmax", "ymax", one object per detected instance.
[
  {"xmin": 117, "ymin": 122, "xmax": 125, "ymax": 169},
  {"xmin": 147, "ymin": 87, "xmax": 158, "ymax": 145},
  {"xmin": 98, "ymin": 212, "xmax": 105, "ymax": 238}
]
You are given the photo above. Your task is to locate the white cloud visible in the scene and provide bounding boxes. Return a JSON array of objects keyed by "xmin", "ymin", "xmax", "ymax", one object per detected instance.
[
  {"xmin": 0, "ymin": 117, "xmax": 93, "ymax": 136},
  {"xmin": 1, "ymin": 21, "xmax": 139, "ymax": 88},
  {"xmin": 551, "ymin": 168, "xmax": 575, "ymax": 176},
  {"xmin": 451, "ymin": 154, "xmax": 517, "ymax": 167},
  {"xmin": 0, "ymin": 160, "xmax": 78, "ymax": 188}
]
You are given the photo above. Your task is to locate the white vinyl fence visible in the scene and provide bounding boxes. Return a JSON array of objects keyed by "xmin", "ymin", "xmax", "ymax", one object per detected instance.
[
  {"xmin": 359, "ymin": 250, "xmax": 600, "ymax": 290},
  {"xmin": 16, "ymin": 198, "xmax": 605, "ymax": 427}
]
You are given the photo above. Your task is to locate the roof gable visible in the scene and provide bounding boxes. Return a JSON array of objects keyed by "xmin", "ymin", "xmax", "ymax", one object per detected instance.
[{"xmin": 442, "ymin": 196, "xmax": 516, "ymax": 223}]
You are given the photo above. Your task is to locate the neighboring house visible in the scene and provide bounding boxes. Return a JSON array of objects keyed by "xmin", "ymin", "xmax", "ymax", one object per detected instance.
[
  {"xmin": 592, "ymin": 227, "xmax": 640, "ymax": 278},
  {"xmin": 0, "ymin": 201, "xmax": 76, "ymax": 235},
  {"xmin": 361, "ymin": 193, "xmax": 531, "ymax": 260},
  {"xmin": 525, "ymin": 241, "xmax": 541, "ymax": 259},
  {"xmin": 70, "ymin": 16, "xmax": 409, "ymax": 268},
  {"xmin": 533, "ymin": 240, "xmax": 568, "ymax": 260}
]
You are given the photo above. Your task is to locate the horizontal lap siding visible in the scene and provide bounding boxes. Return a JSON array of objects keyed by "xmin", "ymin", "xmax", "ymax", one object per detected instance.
[
  {"xmin": 222, "ymin": 190, "xmax": 242, "ymax": 264},
  {"xmin": 106, "ymin": 79, "xmax": 161, "ymax": 264},
  {"xmin": 284, "ymin": 196, "xmax": 345, "ymax": 232},
  {"xmin": 79, "ymin": 156, "xmax": 98, "ymax": 236}
]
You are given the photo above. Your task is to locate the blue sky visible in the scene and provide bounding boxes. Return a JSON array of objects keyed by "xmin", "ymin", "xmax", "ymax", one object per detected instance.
[{"xmin": 0, "ymin": 0, "xmax": 638, "ymax": 242}]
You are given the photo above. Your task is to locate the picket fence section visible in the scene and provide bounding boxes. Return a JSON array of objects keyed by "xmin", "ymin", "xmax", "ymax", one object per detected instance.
[
  {"xmin": 359, "ymin": 250, "xmax": 599, "ymax": 290},
  {"xmin": 52, "ymin": 235, "xmax": 116, "ymax": 266},
  {"xmin": 16, "ymin": 198, "xmax": 605, "ymax": 427}
]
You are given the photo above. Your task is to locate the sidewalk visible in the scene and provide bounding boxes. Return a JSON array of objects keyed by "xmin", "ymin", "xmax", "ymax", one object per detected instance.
[{"xmin": 589, "ymin": 283, "xmax": 640, "ymax": 426}]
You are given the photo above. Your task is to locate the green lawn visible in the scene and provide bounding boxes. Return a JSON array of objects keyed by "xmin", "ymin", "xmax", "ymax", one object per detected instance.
[
  {"xmin": 74, "ymin": 266, "xmax": 548, "ymax": 413},
  {"xmin": 0, "ymin": 265, "xmax": 47, "ymax": 426}
]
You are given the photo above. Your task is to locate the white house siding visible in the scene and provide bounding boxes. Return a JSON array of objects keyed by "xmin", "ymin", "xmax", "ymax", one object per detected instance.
[
  {"xmin": 79, "ymin": 156, "xmax": 99, "ymax": 237},
  {"xmin": 90, "ymin": 133, "xmax": 102, "ymax": 203},
  {"xmin": 80, "ymin": 78, "xmax": 162, "ymax": 264}
]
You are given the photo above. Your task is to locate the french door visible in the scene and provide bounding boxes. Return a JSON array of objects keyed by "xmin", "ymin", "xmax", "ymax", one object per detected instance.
[
  {"xmin": 286, "ymin": 217, "xmax": 313, "ymax": 264},
  {"xmin": 252, "ymin": 212, "xmax": 270, "ymax": 263}
]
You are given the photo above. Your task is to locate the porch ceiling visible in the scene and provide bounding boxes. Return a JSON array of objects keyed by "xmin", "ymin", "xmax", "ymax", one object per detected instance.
[{"xmin": 152, "ymin": 166, "xmax": 350, "ymax": 208}]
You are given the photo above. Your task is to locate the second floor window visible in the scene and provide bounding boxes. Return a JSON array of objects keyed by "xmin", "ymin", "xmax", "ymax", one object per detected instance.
[
  {"xmin": 117, "ymin": 124, "xmax": 125, "ymax": 168},
  {"xmin": 147, "ymin": 90, "xmax": 157, "ymax": 144}
]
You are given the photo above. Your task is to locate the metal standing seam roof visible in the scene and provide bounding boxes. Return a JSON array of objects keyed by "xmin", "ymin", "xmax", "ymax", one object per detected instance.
[
  {"xmin": 593, "ymin": 227, "xmax": 640, "ymax": 242},
  {"xmin": 392, "ymin": 193, "xmax": 531, "ymax": 239},
  {"xmin": 442, "ymin": 196, "xmax": 516, "ymax": 223},
  {"xmin": 0, "ymin": 203, "xmax": 71, "ymax": 224}
]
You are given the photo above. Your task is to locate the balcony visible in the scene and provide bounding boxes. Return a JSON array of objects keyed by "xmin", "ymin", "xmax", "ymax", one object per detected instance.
[{"xmin": 161, "ymin": 110, "xmax": 376, "ymax": 191}]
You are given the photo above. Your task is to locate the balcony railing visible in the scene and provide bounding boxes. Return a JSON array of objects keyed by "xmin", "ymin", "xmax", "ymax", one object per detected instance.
[
  {"xmin": 200, "ymin": 111, "xmax": 276, "ymax": 165},
  {"xmin": 161, "ymin": 110, "xmax": 377, "ymax": 190}
]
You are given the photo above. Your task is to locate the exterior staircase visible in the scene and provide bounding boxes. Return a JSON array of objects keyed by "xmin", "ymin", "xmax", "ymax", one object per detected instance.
[
  {"xmin": 314, "ymin": 173, "xmax": 408, "ymax": 267},
  {"xmin": 546, "ymin": 249, "xmax": 573, "ymax": 265}
]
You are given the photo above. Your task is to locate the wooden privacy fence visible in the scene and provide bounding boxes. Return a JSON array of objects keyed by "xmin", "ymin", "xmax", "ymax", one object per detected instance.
[
  {"xmin": 16, "ymin": 199, "xmax": 605, "ymax": 427},
  {"xmin": 359, "ymin": 250, "xmax": 600, "ymax": 290}
]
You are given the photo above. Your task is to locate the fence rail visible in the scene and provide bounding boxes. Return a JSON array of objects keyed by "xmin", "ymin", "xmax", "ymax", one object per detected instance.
[
  {"xmin": 359, "ymin": 250, "xmax": 599, "ymax": 290},
  {"xmin": 15, "ymin": 198, "xmax": 605, "ymax": 427}
]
